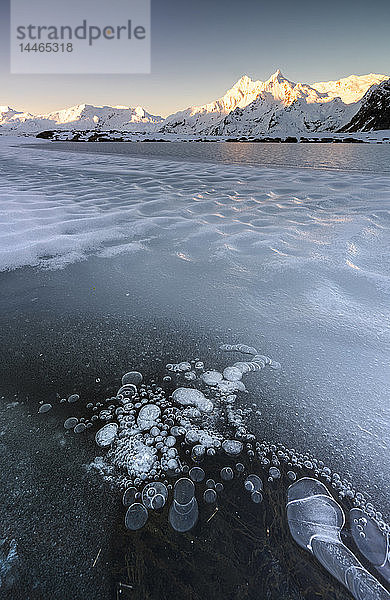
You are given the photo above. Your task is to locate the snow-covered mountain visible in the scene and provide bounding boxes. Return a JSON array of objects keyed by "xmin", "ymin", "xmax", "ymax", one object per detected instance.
[
  {"xmin": 0, "ymin": 103, "xmax": 163, "ymax": 133},
  {"xmin": 160, "ymin": 70, "xmax": 337, "ymax": 135},
  {"xmin": 159, "ymin": 75, "xmax": 267, "ymax": 134},
  {"xmin": 159, "ymin": 70, "xmax": 389, "ymax": 137},
  {"xmin": 312, "ymin": 73, "xmax": 388, "ymax": 104},
  {"xmin": 1, "ymin": 70, "xmax": 389, "ymax": 137},
  {"xmin": 212, "ymin": 94, "xmax": 356, "ymax": 137},
  {"xmin": 340, "ymin": 78, "xmax": 390, "ymax": 132}
]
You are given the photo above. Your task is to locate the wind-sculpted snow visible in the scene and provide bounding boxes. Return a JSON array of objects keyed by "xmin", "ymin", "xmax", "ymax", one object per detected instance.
[{"xmin": 1, "ymin": 137, "xmax": 390, "ymax": 276}]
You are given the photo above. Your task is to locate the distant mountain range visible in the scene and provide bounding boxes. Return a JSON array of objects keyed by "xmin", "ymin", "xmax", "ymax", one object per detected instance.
[
  {"xmin": 0, "ymin": 103, "xmax": 163, "ymax": 133},
  {"xmin": 1, "ymin": 71, "xmax": 389, "ymax": 137}
]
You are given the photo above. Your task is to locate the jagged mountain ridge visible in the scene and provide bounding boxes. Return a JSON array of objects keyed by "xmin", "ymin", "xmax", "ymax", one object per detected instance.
[
  {"xmin": 0, "ymin": 103, "xmax": 163, "ymax": 133},
  {"xmin": 158, "ymin": 70, "xmax": 389, "ymax": 136},
  {"xmin": 159, "ymin": 70, "xmax": 340, "ymax": 135},
  {"xmin": 340, "ymin": 79, "xmax": 390, "ymax": 132},
  {"xmin": 1, "ymin": 71, "xmax": 389, "ymax": 136},
  {"xmin": 312, "ymin": 73, "xmax": 388, "ymax": 104}
]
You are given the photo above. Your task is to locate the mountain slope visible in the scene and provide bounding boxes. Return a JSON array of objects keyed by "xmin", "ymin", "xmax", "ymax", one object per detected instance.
[
  {"xmin": 159, "ymin": 75, "xmax": 266, "ymax": 134},
  {"xmin": 212, "ymin": 94, "xmax": 357, "ymax": 137},
  {"xmin": 0, "ymin": 104, "xmax": 163, "ymax": 133},
  {"xmin": 160, "ymin": 70, "xmax": 338, "ymax": 135},
  {"xmin": 339, "ymin": 79, "xmax": 390, "ymax": 132},
  {"xmin": 313, "ymin": 73, "xmax": 388, "ymax": 104}
]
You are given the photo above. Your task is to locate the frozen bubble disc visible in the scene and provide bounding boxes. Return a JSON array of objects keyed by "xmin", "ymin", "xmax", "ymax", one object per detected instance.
[
  {"xmin": 172, "ymin": 388, "xmax": 213, "ymax": 413},
  {"xmin": 345, "ymin": 565, "xmax": 390, "ymax": 600},
  {"xmin": 287, "ymin": 477, "xmax": 331, "ymax": 504},
  {"xmin": 222, "ymin": 439, "xmax": 243, "ymax": 456},
  {"xmin": 350, "ymin": 508, "xmax": 388, "ymax": 567},
  {"xmin": 169, "ymin": 498, "xmax": 199, "ymax": 533},
  {"xmin": 121, "ymin": 371, "xmax": 143, "ymax": 386},
  {"xmin": 125, "ymin": 503, "xmax": 148, "ymax": 531},
  {"xmin": 189, "ymin": 467, "xmax": 205, "ymax": 482},
  {"xmin": 95, "ymin": 423, "xmax": 118, "ymax": 447},
  {"xmin": 244, "ymin": 474, "xmax": 263, "ymax": 493},
  {"xmin": 142, "ymin": 482, "xmax": 168, "ymax": 510},
  {"xmin": 174, "ymin": 478, "xmax": 195, "ymax": 504},
  {"xmin": 137, "ymin": 404, "xmax": 161, "ymax": 430},
  {"xmin": 287, "ymin": 495, "xmax": 345, "ymax": 551},
  {"xmin": 311, "ymin": 537, "xmax": 361, "ymax": 587},
  {"xmin": 123, "ymin": 487, "xmax": 138, "ymax": 507},
  {"xmin": 223, "ymin": 367, "xmax": 243, "ymax": 382},
  {"xmin": 201, "ymin": 371, "xmax": 223, "ymax": 386}
]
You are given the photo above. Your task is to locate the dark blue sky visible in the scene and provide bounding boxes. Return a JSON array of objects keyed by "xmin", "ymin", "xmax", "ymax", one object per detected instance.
[{"xmin": 1, "ymin": 0, "xmax": 389, "ymax": 116}]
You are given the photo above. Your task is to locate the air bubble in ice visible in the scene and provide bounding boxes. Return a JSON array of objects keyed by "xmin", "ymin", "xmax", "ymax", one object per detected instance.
[
  {"xmin": 220, "ymin": 344, "xmax": 258, "ymax": 355},
  {"xmin": 172, "ymin": 388, "xmax": 213, "ymax": 413},
  {"xmin": 38, "ymin": 403, "xmax": 52, "ymax": 414},
  {"xmin": 169, "ymin": 478, "xmax": 198, "ymax": 532},
  {"xmin": 169, "ymin": 497, "xmax": 199, "ymax": 532},
  {"xmin": 222, "ymin": 440, "xmax": 243, "ymax": 456},
  {"xmin": 345, "ymin": 565, "xmax": 390, "ymax": 600},
  {"xmin": 251, "ymin": 491, "xmax": 263, "ymax": 504},
  {"xmin": 67, "ymin": 394, "xmax": 79, "ymax": 403},
  {"xmin": 244, "ymin": 475, "xmax": 263, "ymax": 493},
  {"xmin": 74, "ymin": 423, "xmax": 86, "ymax": 434},
  {"xmin": 223, "ymin": 367, "xmax": 243, "ymax": 382},
  {"xmin": 123, "ymin": 487, "xmax": 138, "ymax": 507},
  {"xmin": 287, "ymin": 494, "xmax": 344, "ymax": 550},
  {"xmin": 95, "ymin": 423, "xmax": 118, "ymax": 447},
  {"xmin": 204, "ymin": 489, "xmax": 217, "ymax": 504},
  {"xmin": 269, "ymin": 467, "xmax": 281, "ymax": 479},
  {"xmin": 191, "ymin": 444, "xmax": 206, "ymax": 463},
  {"xmin": 350, "ymin": 508, "xmax": 388, "ymax": 567},
  {"xmin": 201, "ymin": 371, "xmax": 223, "ymax": 386},
  {"xmin": 142, "ymin": 482, "xmax": 168, "ymax": 510},
  {"xmin": 174, "ymin": 478, "xmax": 195, "ymax": 504},
  {"xmin": 220, "ymin": 467, "xmax": 234, "ymax": 481},
  {"xmin": 137, "ymin": 404, "xmax": 161, "ymax": 430},
  {"xmin": 125, "ymin": 503, "xmax": 148, "ymax": 531},
  {"xmin": 287, "ymin": 477, "xmax": 331, "ymax": 503},
  {"xmin": 189, "ymin": 467, "xmax": 205, "ymax": 482},
  {"xmin": 64, "ymin": 417, "xmax": 78, "ymax": 429},
  {"xmin": 122, "ymin": 371, "xmax": 143, "ymax": 386}
]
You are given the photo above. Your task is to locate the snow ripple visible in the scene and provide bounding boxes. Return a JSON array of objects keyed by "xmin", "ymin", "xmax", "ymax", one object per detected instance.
[{"xmin": 0, "ymin": 138, "xmax": 390, "ymax": 276}]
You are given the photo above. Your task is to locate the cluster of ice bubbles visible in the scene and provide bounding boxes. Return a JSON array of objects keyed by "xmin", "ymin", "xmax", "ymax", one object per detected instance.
[{"xmin": 41, "ymin": 345, "xmax": 390, "ymax": 599}]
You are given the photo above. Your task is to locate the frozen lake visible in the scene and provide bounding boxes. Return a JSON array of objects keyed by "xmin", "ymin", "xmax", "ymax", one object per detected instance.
[{"xmin": 0, "ymin": 137, "xmax": 389, "ymax": 598}]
